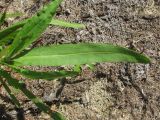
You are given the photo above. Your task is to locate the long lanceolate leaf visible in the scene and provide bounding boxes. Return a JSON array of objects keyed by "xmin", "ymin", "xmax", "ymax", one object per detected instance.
[
  {"xmin": 6, "ymin": 0, "xmax": 63, "ymax": 59},
  {"xmin": 0, "ymin": 18, "xmax": 84, "ymax": 47},
  {"xmin": 12, "ymin": 43, "xmax": 150, "ymax": 66},
  {"xmin": 0, "ymin": 21, "xmax": 26, "ymax": 60},
  {"xmin": 0, "ymin": 10, "xmax": 6, "ymax": 27},
  {"xmin": 0, "ymin": 30, "xmax": 20, "ymax": 46},
  {"xmin": 0, "ymin": 18, "xmax": 84, "ymax": 43},
  {"xmin": 0, "ymin": 20, "xmax": 26, "ymax": 42},
  {"xmin": 0, "ymin": 77, "xmax": 20, "ymax": 108},
  {"xmin": 12, "ymin": 67, "xmax": 79, "ymax": 80},
  {"xmin": 0, "ymin": 69, "xmax": 65, "ymax": 120},
  {"xmin": 0, "ymin": 18, "xmax": 84, "ymax": 46}
]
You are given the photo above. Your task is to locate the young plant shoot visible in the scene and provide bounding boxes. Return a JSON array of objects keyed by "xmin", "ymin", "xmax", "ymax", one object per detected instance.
[{"xmin": 0, "ymin": 0, "xmax": 150, "ymax": 119}]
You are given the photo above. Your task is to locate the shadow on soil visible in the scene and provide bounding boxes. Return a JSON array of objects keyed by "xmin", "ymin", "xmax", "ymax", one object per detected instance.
[
  {"xmin": 0, "ymin": 94, "xmax": 25, "ymax": 120},
  {"xmin": 0, "ymin": 78, "xmax": 84, "ymax": 119}
]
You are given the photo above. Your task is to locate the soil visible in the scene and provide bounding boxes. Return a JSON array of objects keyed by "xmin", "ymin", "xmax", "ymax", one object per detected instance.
[{"xmin": 0, "ymin": 0, "xmax": 160, "ymax": 120}]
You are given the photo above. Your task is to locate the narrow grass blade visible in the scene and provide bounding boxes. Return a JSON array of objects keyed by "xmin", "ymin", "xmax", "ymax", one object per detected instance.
[
  {"xmin": 0, "ymin": 18, "xmax": 84, "ymax": 47},
  {"xmin": 0, "ymin": 10, "xmax": 6, "ymax": 26},
  {"xmin": 51, "ymin": 112, "xmax": 66, "ymax": 120},
  {"xmin": 12, "ymin": 43, "xmax": 150, "ymax": 66},
  {"xmin": 3, "ymin": 12, "xmax": 23, "ymax": 18},
  {"xmin": 6, "ymin": 0, "xmax": 63, "ymax": 59},
  {"xmin": 0, "ymin": 18, "xmax": 84, "ymax": 41},
  {"xmin": 0, "ymin": 29, "xmax": 20, "ymax": 46},
  {"xmin": 0, "ymin": 20, "xmax": 26, "ymax": 42},
  {"xmin": 0, "ymin": 19, "xmax": 27, "ymax": 60},
  {"xmin": 0, "ymin": 68, "xmax": 66, "ymax": 120},
  {"xmin": 12, "ymin": 67, "xmax": 79, "ymax": 80},
  {"xmin": 50, "ymin": 19, "xmax": 85, "ymax": 29},
  {"xmin": 0, "ymin": 77, "xmax": 20, "ymax": 108}
]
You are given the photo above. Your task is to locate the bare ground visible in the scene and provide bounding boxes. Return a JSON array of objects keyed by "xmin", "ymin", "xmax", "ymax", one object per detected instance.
[{"xmin": 0, "ymin": 0, "xmax": 160, "ymax": 120}]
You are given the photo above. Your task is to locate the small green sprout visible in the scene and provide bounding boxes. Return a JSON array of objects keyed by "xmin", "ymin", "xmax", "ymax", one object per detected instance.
[{"xmin": 0, "ymin": 0, "xmax": 150, "ymax": 119}]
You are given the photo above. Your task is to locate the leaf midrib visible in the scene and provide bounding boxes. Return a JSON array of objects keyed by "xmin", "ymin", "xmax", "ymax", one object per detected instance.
[{"xmin": 16, "ymin": 51, "xmax": 126, "ymax": 59}]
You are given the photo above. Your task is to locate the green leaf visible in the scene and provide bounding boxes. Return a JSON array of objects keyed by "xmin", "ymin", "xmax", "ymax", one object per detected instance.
[
  {"xmin": 0, "ymin": 19, "xmax": 27, "ymax": 60},
  {"xmin": 6, "ymin": 0, "xmax": 63, "ymax": 59},
  {"xmin": 0, "ymin": 20, "xmax": 26, "ymax": 43},
  {"xmin": 0, "ymin": 18, "xmax": 84, "ymax": 41},
  {"xmin": 0, "ymin": 18, "xmax": 84, "ymax": 47},
  {"xmin": 12, "ymin": 43, "xmax": 150, "ymax": 66},
  {"xmin": 0, "ymin": 77, "xmax": 20, "ymax": 108},
  {"xmin": 0, "ymin": 46, "xmax": 2, "ymax": 51},
  {"xmin": 73, "ymin": 65, "xmax": 82, "ymax": 72},
  {"xmin": 0, "ymin": 16, "xmax": 83, "ymax": 47},
  {"xmin": 0, "ymin": 68, "xmax": 66, "ymax": 120},
  {"xmin": 0, "ymin": 12, "xmax": 23, "ymax": 21},
  {"xmin": 0, "ymin": 10, "xmax": 6, "ymax": 27},
  {"xmin": 50, "ymin": 19, "xmax": 85, "ymax": 29},
  {"xmin": 51, "ymin": 112, "xmax": 66, "ymax": 120},
  {"xmin": 12, "ymin": 67, "xmax": 79, "ymax": 80},
  {"xmin": 0, "ymin": 29, "xmax": 20, "ymax": 46},
  {"xmin": 86, "ymin": 64, "xmax": 95, "ymax": 70},
  {"xmin": 4, "ymin": 12, "xmax": 23, "ymax": 18}
]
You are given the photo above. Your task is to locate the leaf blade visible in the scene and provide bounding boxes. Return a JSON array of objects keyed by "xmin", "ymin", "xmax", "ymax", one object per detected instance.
[
  {"xmin": 12, "ymin": 43, "xmax": 150, "ymax": 66},
  {"xmin": 0, "ymin": 77, "xmax": 20, "ymax": 108},
  {"xmin": 50, "ymin": 19, "xmax": 85, "ymax": 29},
  {"xmin": 0, "ymin": 20, "xmax": 26, "ymax": 43},
  {"xmin": 0, "ymin": 68, "xmax": 66, "ymax": 120},
  {"xmin": 0, "ymin": 29, "xmax": 20, "ymax": 46},
  {"xmin": 6, "ymin": 0, "xmax": 63, "ymax": 59},
  {"xmin": 0, "ymin": 10, "xmax": 6, "ymax": 27},
  {"xmin": 12, "ymin": 67, "xmax": 79, "ymax": 80}
]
